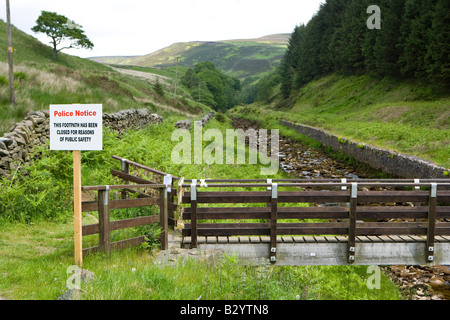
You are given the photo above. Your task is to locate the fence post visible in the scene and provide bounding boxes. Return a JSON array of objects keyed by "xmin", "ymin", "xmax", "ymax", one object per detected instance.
[
  {"xmin": 348, "ymin": 183, "xmax": 357, "ymax": 263},
  {"xmin": 98, "ymin": 187, "xmax": 111, "ymax": 254},
  {"xmin": 120, "ymin": 159, "xmax": 129, "ymax": 200},
  {"xmin": 159, "ymin": 187, "xmax": 169, "ymax": 250},
  {"xmin": 426, "ymin": 183, "xmax": 437, "ymax": 263},
  {"xmin": 190, "ymin": 180, "xmax": 198, "ymax": 249},
  {"xmin": 266, "ymin": 179, "xmax": 272, "ymax": 224},
  {"xmin": 164, "ymin": 174, "xmax": 176, "ymax": 228},
  {"xmin": 270, "ymin": 183, "xmax": 278, "ymax": 263},
  {"xmin": 73, "ymin": 150, "xmax": 83, "ymax": 267}
]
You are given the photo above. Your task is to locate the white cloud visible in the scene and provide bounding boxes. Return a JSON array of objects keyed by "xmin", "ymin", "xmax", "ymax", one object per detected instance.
[{"xmin": 0, "ymin": 0, "xmax": 324, "ymax": 58}]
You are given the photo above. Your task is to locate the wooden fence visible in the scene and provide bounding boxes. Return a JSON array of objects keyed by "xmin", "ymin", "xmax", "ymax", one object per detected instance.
[
  {"xmin": 80, "ymin": 156, "xmax": 179, "ymax": 255},
  {"xmin": 181, "ymin": 179, "xmax": 450, "ymax": 264},
  {"xmin": 110, "ymin": 155, "xmax": 179, "ymax": 226}
]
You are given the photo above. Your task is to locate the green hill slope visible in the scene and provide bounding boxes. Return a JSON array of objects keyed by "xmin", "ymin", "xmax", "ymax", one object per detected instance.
[
  {"xmin": 105, "ymin": 34, "xmax": 289, "ymax": 83},
  {"xmin": 0, "ymin": 20, "xmax": 205, "ymax": 135},
  {"xmin": 230, "ymin": 73, "xmax": 450, "ymax": 169},
  {"xmin": 233, "ymin": 0, "xmax": 449, "ymax": 170}
]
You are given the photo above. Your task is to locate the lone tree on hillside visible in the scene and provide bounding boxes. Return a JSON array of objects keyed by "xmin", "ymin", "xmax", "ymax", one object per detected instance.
[{"xmin": 32, "ymin": 11, "xmax": 94, "ymax": 59}]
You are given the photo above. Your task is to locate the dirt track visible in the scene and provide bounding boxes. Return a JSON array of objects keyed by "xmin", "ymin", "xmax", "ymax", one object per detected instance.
[{"xmin": 111, "ymin": 66, "xmax": 172, "ymax": 84}]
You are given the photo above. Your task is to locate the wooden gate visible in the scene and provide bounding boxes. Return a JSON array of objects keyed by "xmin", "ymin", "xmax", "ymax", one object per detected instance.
[{"xmin": 80, "ymin": 156, "xmax": 179, "ymax": 255}]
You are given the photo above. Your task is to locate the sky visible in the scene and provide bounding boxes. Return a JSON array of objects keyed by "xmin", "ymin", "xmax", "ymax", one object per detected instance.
[{"xmin": 0, "ymin": 0, "xmax": 325, "ymax": 58}]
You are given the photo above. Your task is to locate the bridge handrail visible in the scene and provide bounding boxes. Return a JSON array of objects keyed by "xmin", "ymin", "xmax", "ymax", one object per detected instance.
[
  {"xmin": 180, "ymin": 179, "xmax": 450, "ymax": 264},
  {"xmin": 181, "ymin": 182, "xmax": 450, "ymax": 188}
]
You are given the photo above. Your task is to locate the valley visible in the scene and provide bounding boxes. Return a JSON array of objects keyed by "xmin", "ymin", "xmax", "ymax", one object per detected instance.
[
  {"xmin": 0, "ymin": 0, "xmax": 449, "ymax": 303},
  {"xmin": 89, "ymin": 33, "xmax": 289, "ymax": 82}
]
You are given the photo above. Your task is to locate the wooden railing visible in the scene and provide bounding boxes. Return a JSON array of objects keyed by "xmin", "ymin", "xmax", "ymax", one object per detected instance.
[
  {"xmin": 181, "ymin": 179, "xmax": 450, "ymax": 263},
  {"xmin": 81, "ymin": 184, "xmax": 169, "ymax": 255},
  {"xmin": 111, "ymin": 155, "xmax": 179, "ymax": 226},
  {"xmin": 80, "ymin": 156, "xmax": 179, "ymax": 255}
]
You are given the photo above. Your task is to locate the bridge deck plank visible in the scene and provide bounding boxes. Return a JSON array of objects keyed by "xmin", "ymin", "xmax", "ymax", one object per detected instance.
[
  {"xmin": 325, "ymin": 236, "xmax": 339, "ymax": 243},
  {"xmin": 239, "ymin": 236, "xmax": 250, "ymax": 243},
  {"xmin": 181, "ymin": 234, "xmax": 441, "ymax": 245},
  {"xmin": 250, "ymin": 236, "xmax": 261, "ymax": 243},
  {"xmin": 261, "ymin": 236, "xmax": 270, "ymax": 243},
  {"xmin": 228, "ymin": 236, "xmax": 239, "ymax": 244}
]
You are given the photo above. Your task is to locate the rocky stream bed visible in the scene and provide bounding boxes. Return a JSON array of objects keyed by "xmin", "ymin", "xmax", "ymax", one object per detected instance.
[{"xmin": 231, "ymin": 117, "xmax": 450, "ymax": 300}]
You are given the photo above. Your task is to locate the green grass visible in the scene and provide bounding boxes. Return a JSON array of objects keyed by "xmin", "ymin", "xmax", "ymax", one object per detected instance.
[
  {"xmin": 0, "ymin": 219, "xmax": 402, "ymax": 300},
  {"xmin": 230, "ymin": 73, "xmax": 450, "ymax": 169},
  {"xmin": 0, "ymin": 115, "xmax": 404, "ymax": 300}
]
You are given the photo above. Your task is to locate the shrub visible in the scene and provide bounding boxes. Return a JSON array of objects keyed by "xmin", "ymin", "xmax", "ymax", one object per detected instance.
[
  {"xmin": 14, "ymin": 71, "xmax": 28, "ymax": 81},
  {"xmin": 215, "ymin": 112, "xmax": 226, "ymax": 123},
  {"xmin": 0, "ymin": 75, "xmax": 8, "ymax": 86},
  {"xmin": 0, "ymin": 146, "xmax": 73, "ymax": 223},
  {"xmin": 153, "ymin": 77, "xmax": 165, "ymax": 97}
]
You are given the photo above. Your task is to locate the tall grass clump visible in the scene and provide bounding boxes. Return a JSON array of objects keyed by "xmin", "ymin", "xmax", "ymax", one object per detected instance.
[{"xmin": 0, "ymin": 145, "xmax": 74, "ymax": 223}]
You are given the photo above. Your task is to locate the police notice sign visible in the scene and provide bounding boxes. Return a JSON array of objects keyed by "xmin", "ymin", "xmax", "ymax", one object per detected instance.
[
  {"xmin": 50, "ymin": 104, "xmax": 102, "ymax": 151},
  {"xmin": 49, "ymin": 104, "xmax": 103, "ymax": 267}
]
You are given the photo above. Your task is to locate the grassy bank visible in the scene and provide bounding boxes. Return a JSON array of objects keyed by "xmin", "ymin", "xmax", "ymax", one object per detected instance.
[
  {"xmin": 0, "ymin": 116, "xmax": 404, "ymax": 300},
  {"xmin": 230, "ymin": 73, "xmax": 449, "ymax": 169}
]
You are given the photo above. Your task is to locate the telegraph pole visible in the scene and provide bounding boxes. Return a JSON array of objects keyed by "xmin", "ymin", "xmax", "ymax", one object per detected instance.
[
  {"xmin": 173, "ymin": 56, "xmax": 180, "ymax": 101},
  {"xmin": 6, "ymin": 0, "xmax": 15, "ymax": 106}
]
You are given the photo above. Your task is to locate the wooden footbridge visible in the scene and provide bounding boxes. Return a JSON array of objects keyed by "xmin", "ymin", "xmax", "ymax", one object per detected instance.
[
  {"xmin": 180, "ymin": 178, "xmax": 450, "ymax": 266},
  {"xmin": 81, "ymin": 156, "xmax": 450, "ymax": 266}
]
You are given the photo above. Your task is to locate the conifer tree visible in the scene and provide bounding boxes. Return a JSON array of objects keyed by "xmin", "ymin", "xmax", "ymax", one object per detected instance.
[
  {"xmin": 398, "ymin": 0, "xmax": 433, "ymax": 78},
  {"xmin": 425, "ymin": 0, "xmax": 450, "ymax": 83},
  {"xmin": 372, "ymin": 0, "xmax": 405, "ymax": 76}
]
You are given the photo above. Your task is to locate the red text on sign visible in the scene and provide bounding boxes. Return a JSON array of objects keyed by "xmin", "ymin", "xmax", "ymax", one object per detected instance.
[{"xmin": 54, "ymin": 110, "xmax": 97, "ymax": 117}]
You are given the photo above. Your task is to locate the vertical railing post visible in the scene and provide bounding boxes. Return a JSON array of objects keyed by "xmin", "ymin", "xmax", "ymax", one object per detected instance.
[
  {"xmin": 270, "ymin": 183, "xmax": 278, "ymax": 263},
  {"xmin": 164, "ymin": 174, "xmax": 175, "ymax": 228},
  {"xmin": 159, "ymin": 187, "xmax": 169, "ymax": 250},
  {"xmin": 413, "ymin": 179, "xmax": 420, "ymax": 222},
  {"xmin": 120, "ymin": 159, "xmax": 129, "ymax": 200},
  {"xmin": 427, "ymin": 183, "xmax": 437, "ymax": 263},
  {"xmin": 98, "ymin": 186, "xmax": 111, "ymax": 254},
  {"xmin": 190, "ymin": 180, "xmax": 198, "ymax": 249},
  {"xmin": 348, "ymin": 183, "xmax": 357, "ymax": 263}
]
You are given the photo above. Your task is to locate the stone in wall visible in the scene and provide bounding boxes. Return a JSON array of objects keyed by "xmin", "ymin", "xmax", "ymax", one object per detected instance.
[
  {"xmin": 175, "ymin": 120, "xmax": 191, "ymax": 130},
  {"xmin": 200, "ymin": 111, "xmax": 215, "ymax": 126},
  {"xmin": 174, "ymin": 111, "xmax": 215, "ymax": 130},
  {"xmin": 280, "ymin": 120, "xmax": 449, "ymax": 179}
]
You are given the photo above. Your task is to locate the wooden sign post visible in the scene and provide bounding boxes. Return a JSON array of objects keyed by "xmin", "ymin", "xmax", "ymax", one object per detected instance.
[
  {"xmin": 73, "ymin": 150, "xmax": 82, "ymax": 266},
  {"xmin": 49, "ymin": 104, "xmax": 103, "ymax": 267}
]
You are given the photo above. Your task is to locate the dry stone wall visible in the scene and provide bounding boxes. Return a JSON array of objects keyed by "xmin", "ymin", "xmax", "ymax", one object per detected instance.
[
  {"xmin": 174, "ymin": 111, "xmax": 215, "ymax": 130},
  {"xmin": 103, "ymin": 108, "xmax": 162, "ymax": 135},
  {"xmin": 0, "ymin": 108, "xmax": 163, "ymax": 178},
  {"xmin": 280, "ymin": 120, "xmax": 449, "ymax": 179}
]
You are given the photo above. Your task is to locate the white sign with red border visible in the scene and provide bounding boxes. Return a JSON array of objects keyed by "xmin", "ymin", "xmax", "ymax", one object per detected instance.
[{"xmin": 50, "ymin": 104, "xmax": 103, "ymax": 151}]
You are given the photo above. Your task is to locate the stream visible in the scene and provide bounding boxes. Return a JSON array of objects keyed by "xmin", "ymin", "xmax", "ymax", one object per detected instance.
[{"xmin": 231, "ymin": 117, "xmax": 450, "ymax": 300}]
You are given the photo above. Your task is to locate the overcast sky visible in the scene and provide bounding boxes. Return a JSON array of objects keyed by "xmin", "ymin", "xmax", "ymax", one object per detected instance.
[{"xmin": 1, "ymin": 0, "xmax": 325, "ymax": 58}]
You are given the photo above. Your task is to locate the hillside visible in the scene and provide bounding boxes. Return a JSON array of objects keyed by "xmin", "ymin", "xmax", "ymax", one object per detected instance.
[
  {"xmin": 231, "ymin": 73, "xmax": 450, "ymax": 170},
  {"xmin": 92, "ymin": 34, "xmax": 290, "ymax": 82},
  {"xmin": 0, "ymin": 20, "xmax": 206, "ymax": 135},
  {"xmin": 236, "ymin": 0, "xmax": 450, "ymax": 170}
]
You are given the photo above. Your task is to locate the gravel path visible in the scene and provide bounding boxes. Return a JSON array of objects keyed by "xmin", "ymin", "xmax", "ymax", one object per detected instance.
[{"xmin": 111, "ymin": 67, "xmax": 172, "ymax": 84}]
